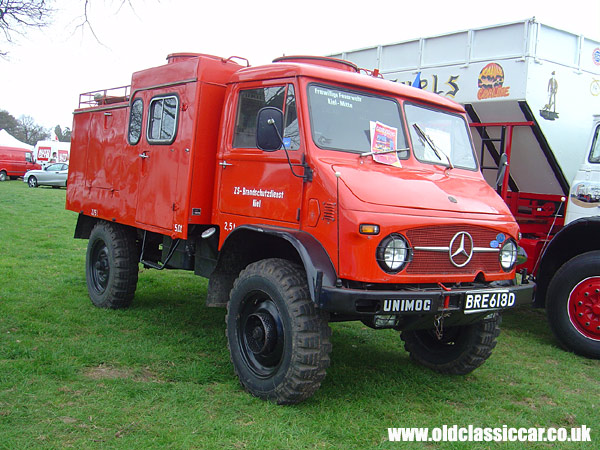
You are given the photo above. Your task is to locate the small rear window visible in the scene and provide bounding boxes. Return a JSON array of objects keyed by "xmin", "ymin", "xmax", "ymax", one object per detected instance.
[
  {"xmin": 128, "ymin": 98, "xmax": 143, "ymax": 145},
  {"xmin": 147, "ymin": 95, "xmax": 179, "ymax": 144}
]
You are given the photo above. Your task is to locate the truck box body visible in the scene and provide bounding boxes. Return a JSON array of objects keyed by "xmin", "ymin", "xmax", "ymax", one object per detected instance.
[{"xmin": 67, "ymin": 54, "xmax": 243, "ymax": 237}]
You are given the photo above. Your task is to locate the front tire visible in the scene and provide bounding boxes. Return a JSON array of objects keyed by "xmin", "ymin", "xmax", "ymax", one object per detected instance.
[
  {"xmin": 401, "ymin": 313, "xmax": 501, "ymax": 374},
  {"xmin": 546, "ymin": 251, "xmax": 600, "ymax": 358},
  {"xmin": 226, "ymin": 258, "xmax": 331, "ymax": 404},
  {"xmin": 27, "ymin": 176, "xmax": 38, "ymax": 188},
  {"xmin": 85, "ymin": 221, "xmax": 139, "ymax": 309},
  {"xmin": 0, "ymin": 171, "xmax": 7, "ymax": 182}
]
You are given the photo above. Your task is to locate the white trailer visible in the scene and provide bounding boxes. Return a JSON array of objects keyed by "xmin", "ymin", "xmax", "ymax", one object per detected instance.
[
  {"xmin": 333, "ymin": 18, "xmax": 600, "ymax": 358},
  {"xmin": 33, "ymin": 140, "xmax": 71, "ymax": 166}
]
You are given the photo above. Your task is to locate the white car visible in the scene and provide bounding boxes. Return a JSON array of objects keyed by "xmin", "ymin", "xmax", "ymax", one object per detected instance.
[{"xmin": 24, "ymin": 163, "xmax": 69, "ymax": 188}]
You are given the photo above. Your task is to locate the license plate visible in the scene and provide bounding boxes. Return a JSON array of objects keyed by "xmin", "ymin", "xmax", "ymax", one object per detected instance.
[{"xmin": 464, "ymin": 290, "xmax": 516, "ymax": 314}]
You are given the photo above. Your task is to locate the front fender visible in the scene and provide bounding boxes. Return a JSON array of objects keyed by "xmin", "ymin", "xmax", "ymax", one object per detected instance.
[{"xmin": 219, "ymin": 225, "xmax": 338, "ymax": 304}]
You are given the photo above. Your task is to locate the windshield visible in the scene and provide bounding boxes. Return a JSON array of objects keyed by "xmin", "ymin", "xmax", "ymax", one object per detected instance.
[
  {"xmin": 404, "ymin": 103, "xmax": 478, "ymax": 170},
  {"xmin": 307, "ymin": 84, "xmax": 407, "ymax": 154},
  {"xmin": 588, "ymin": 125, "xmax": 600, "ymax": 163}
]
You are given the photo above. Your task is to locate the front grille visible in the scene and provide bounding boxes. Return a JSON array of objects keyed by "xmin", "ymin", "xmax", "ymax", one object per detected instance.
[{"xmin": 406, "ymin": 225, "xmax": 502, "ymax": 275}]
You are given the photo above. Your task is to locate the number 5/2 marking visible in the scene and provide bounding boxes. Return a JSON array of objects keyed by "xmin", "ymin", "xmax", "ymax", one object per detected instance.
[{"xmin": 174, "ymin": 224, "xmax": 183, "ymax": 233}]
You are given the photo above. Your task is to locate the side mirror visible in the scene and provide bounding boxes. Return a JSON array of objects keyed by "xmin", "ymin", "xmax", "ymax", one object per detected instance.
[
  {"xmin": 495, "ymin": 153, "xmax": 508, "ymax": 187},
  {"xmin": 256, "ymin": 107, "xmax": 284, "ymax": 152}
]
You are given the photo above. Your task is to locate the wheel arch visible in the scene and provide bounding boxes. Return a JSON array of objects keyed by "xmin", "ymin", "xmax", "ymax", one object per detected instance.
[
  {"xmin": 74, "ymin": 214, "xmax": 101, "ymax": 239},
  {"xmin": 535, "ymin": 217, "xmax": 600, "ymax": 307},
  {"xmin": 206, "ymin": 225, "xmax": 337, "ymax": 307}
]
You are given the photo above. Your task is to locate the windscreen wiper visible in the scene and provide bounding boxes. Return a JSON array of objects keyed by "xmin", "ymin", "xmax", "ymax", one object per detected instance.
[
  {"xmin": 360, "ymin": 147, "xmax": 410, "ymax": 157},
  {"xmin": 412, "ymin": 123, "xmax": 454, "ymax": 169}
]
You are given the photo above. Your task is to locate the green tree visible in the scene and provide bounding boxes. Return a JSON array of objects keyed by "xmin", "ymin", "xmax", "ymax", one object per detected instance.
[{"xmin": 0, "ymin": 109, "xmax": 19, "ymax": 133}]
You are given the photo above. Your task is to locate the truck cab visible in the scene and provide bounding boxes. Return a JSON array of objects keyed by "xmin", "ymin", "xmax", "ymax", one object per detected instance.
[
  {"xmin": 534, "ymin": 116, "xmax": 600, "ymax": 357},
  {"xmin": 566, "ymin": 116, "xmax": 600, "ymax": 224},
  {"xmin": 66, "ymin": 54, "xmax": 534, "ymax": 404}
]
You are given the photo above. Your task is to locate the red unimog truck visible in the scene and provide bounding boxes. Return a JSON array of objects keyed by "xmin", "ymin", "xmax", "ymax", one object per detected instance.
[{"xmin": 66, "ymin": 53, "xmax": 534, "ymax": 404}]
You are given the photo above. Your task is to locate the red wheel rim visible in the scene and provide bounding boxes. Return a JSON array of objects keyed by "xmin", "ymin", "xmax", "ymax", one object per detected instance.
[{"xmin": 568, "ymin": 277, "xmax": 600, "ymax": 341}]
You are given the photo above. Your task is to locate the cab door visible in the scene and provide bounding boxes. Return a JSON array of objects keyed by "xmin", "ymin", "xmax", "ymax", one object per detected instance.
[{"xmin": 217, "ymin": 83, "xmax": 305, "ymax": 227}]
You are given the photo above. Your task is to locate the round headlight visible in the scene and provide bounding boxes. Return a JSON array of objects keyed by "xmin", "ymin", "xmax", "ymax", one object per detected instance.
[
  {"xmin": 499, "ymin": 239, "xmax": 518, "ymax": 271},
  {"xmin": 376, "ymin": 233, "xmax": 411, "ymax": 273}
]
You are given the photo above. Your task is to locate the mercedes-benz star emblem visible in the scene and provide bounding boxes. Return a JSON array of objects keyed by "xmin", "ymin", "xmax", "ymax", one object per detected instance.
[{"xmin": 449, "ymin": 232, "xmax": 474, "ymax": 267}]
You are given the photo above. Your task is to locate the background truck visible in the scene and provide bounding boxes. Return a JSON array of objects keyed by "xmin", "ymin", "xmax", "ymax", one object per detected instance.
[
  {"xmin": 0, "ymin": 129, "xmax": 39, "ymax": 180},
  {"xmin": 66, "ymin": 53, "xmax": 533, "ymax": 404},
  {"xmin": 33, "ymin": 140, "xmax": 71, "ymax": 166},
  {"xmin": 332, "ymin": 18, "xmax": 600, "ymax": 358},
  {"xmin": 0, "ymin": 146, "xmax": 40, "ymax": 181}
]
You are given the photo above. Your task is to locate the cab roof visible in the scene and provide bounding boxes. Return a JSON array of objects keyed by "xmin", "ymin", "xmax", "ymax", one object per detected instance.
[{"xmin": 230, "ymin": 58, "xmax": 465, "ymax": 113}]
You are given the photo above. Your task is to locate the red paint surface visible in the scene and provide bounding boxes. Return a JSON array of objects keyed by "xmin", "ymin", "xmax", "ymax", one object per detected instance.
[{"xmin": 67, "ymin": 54, "xmax": 521, "ymax": 284}]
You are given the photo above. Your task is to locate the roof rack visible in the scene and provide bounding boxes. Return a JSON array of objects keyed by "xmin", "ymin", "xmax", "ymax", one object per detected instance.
[{"xmin": 78, "ymin": 85, "xmax": 131, "ymax": 108}]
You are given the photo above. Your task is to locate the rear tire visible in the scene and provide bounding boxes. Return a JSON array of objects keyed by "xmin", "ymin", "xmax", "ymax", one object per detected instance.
[
  {"xmin": 226, "ymin": 258, "xmax": 331, "ymax": 404},
  {"xmin": 401, "ymin": 313, "xmax": 501, "ymax": 374},
  {"xmin": 0, "ymin": 171, "xmax": 6, "ymax": 182},
  {"xmin": 27, "ymin": 176, "xmax": 38, "ymax": 188},
  {"xmin": 86, "ymin": 221, "xmax": 139, "ymax": 309},
  {"xmin": 546, "ymin": 251, "xmax": 600, "ymax": 358}
]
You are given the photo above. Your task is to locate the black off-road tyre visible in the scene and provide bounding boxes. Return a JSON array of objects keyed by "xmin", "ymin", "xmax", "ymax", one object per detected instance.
[
  {"xmin": 401, "ymin": 313, "xmax": 501, "ymax": 374},
  {"xmin": 226, "ymin": 258, "xmax": 331, "ymax": 404},
  {"xmin": 546, "ymin": 251, "xmax": 600, "ymax": 359},
  {"xmin": 86, "ymin": 221, "xmax": 139, "ymax": 309}
]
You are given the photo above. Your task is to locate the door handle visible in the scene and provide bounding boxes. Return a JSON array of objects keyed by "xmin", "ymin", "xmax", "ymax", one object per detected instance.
[
  {"xmin": 139, "ymin": 153, "xmax": 149, "ymax": 159},
  {"xmin": 219, "ymin": 161, "xmax": 232, "ymax": 167}
]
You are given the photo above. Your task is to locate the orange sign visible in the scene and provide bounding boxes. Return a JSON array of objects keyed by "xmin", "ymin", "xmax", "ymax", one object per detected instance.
[{"xmin": 477, "ymin": 63, "xmax": 510, "ymax": 100}]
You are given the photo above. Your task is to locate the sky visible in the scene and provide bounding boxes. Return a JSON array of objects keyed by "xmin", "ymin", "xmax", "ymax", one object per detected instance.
[{"xmin": 0, "ymin": 0, "xmax": 599, "ymax": 131}]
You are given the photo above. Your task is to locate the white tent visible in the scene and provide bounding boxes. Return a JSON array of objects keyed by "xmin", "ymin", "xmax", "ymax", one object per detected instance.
[{"xmin": 0, "ymin": 129, "xmax": 33, "ymax": 151}]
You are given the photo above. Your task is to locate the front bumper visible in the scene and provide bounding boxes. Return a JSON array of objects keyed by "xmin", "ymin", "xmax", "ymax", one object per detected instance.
[{"xmin": 316, "ymin": 279, "xmax": 535, "ymax": 325}]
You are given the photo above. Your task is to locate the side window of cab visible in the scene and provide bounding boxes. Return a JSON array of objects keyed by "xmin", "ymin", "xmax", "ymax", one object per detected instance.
[
  {"xmin": 233, "ymin": 84, "xmax": 300, "ymax": 150},
  {"xmin": 588, "ymin": 125, "xmax": 600, "ymax": 163}
]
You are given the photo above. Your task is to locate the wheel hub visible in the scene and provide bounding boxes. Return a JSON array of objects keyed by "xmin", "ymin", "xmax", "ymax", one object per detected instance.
[
  {"xmin": 91, "ymin": 245, "xmax": 110, "ymax": 292},
  {"xmin": 568, "ymin": 277, "xmax": 600, "ymax": 341},
  {"xmin": 244, "ymin": 312, "xmax": 277, "ymax": 355},
  {"xmin": 94, "ymin": 259, "xmax": 109, "ymax": 282}
]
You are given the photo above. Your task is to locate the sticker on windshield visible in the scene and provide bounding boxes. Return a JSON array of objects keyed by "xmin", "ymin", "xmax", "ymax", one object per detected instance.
[{"xmin": 370, "ymin": 121, "xmax": 402, "ymax": 168}]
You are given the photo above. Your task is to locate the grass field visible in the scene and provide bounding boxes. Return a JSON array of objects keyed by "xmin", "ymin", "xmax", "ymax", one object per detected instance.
[{"xmin": 0, "ymin": 180, "xmax": 599, "ymax": 449}]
